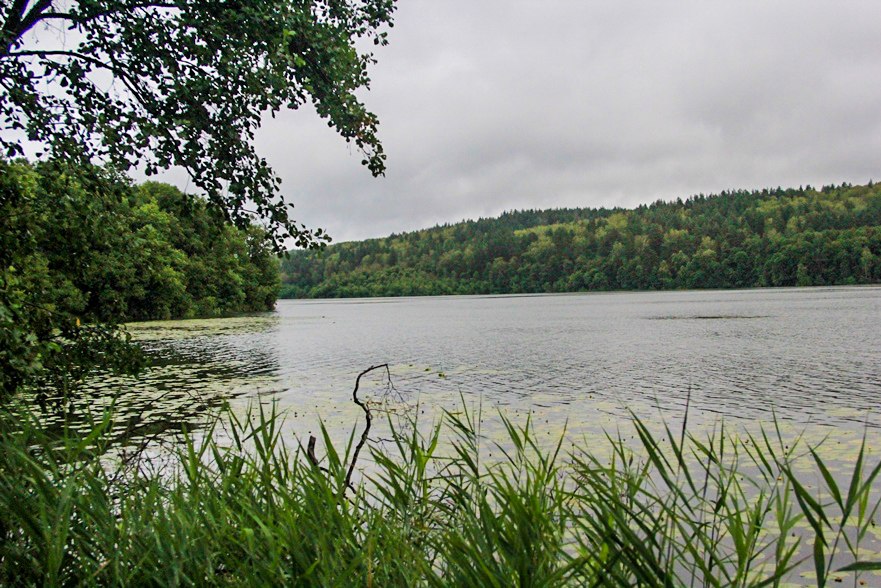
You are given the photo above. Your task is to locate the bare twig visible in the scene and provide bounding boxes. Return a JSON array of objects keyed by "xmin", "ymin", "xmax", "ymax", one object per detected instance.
[
  {"xmin": 299, "ymin": 364, "xmax": 393, "ymax": 499},
  {"xmin": 344, "ymin": 363, "xmax": 390, "ymax": 491}
]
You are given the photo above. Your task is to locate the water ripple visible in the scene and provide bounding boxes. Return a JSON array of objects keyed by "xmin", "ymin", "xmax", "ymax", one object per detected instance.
[{"xmin": 74, "ymin": 287, "xmax": 881, "ymax": 450}]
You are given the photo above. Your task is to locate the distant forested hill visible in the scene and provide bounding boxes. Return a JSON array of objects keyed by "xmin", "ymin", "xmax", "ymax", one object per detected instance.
[{"xmin": 280, "ymin": 182, "xmax": 881, "ymax": 298}]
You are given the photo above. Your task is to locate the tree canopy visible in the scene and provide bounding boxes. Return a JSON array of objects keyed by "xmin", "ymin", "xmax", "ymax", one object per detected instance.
[
  {"xmin": 0, "ymin": 0, "xmax": 396, "ymax": 250},
  {"xmin": 0, "ymin": 163, "xmax": 284, "ymax": 405},
  {"xmin": 0, "ymin": 158, "xmax": 281, "ymax": 400}
]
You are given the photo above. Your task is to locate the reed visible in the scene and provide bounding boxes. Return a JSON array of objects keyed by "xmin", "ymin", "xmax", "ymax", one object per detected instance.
[{"xmin": 1, "ymin": 401, "xmax": 878, "ymax": 586}]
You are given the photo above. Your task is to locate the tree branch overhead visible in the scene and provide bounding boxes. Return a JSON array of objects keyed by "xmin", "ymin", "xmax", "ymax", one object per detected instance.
[{"xmin": 0, "ymin": 0, "xmax": 396, "ymax": 250}]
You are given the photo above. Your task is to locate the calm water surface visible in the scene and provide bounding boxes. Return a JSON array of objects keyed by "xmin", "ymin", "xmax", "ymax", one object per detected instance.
[{"xmin": 76, "ymin": 285, "xmax": 881, "ymax": 449}]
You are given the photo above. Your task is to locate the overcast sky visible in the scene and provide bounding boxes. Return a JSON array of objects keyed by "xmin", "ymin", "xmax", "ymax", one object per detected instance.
[{"xmin": 176, "ymin": 0, "xmax": 881, "ymax": 243}]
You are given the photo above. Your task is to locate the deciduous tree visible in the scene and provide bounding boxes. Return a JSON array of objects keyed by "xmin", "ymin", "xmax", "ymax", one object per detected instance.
[{"xmin": 0, "ymin": 0, "xmax": 396, "ymax": 249}]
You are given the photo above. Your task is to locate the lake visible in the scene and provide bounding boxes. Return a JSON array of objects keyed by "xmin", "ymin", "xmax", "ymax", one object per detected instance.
[{"xmin": 70, "ymin": 285, "xmax": 881, "ymax": 458}]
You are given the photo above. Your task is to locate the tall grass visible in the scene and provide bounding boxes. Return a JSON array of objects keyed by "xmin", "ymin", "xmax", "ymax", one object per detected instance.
[{"xmin": 1, "ymin": 401, "xmax": 879, "ymax": 586}]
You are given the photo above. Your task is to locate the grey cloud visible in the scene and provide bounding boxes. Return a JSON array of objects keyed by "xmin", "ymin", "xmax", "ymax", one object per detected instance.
[{"xmin": 213, "ymin": 0, "xmax": 881, "ymax": 243}]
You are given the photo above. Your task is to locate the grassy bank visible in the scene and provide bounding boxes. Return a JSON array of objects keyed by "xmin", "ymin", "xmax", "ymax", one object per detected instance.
[{"xmin": 1, "ymin": 400, "xmax": 879, "ymax": 586}]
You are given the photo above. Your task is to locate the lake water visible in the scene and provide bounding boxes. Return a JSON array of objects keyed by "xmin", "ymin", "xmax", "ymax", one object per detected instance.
[
  {"xmin": 70, "ymin": 285, "xmax": 881, "ymax": 584},
  {"xmin": 72, "ymin": 285, "xmax": 881, "ymax": 454}
]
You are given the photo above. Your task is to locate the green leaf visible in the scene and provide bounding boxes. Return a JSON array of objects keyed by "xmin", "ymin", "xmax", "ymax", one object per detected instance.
[{"xmin": 814, "ymin": 534, "xmax": 827, "ymax": 587}]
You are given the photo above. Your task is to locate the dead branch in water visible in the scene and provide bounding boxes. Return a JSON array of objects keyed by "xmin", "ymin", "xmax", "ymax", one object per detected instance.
[
  {"xmin": 304, "ymin": 363, "xmax": 391, "ymax": 497},
  {"xmin": 345, "ymin": 363, "xmax": 390, "ymax": 490}
]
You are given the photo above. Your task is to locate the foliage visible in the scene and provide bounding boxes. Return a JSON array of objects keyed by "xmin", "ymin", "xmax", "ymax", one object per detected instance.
[
  {"xmin": 1, "ymin": 401, "xmax": 879, "ymax": 586},
  {"xmin": 0, "ymin": 158, "xmax": 279, "ymax": 401},
  {"xmin": 281, "ymin": 182, "xmax": 881, "ymax": 297},
  {"xmin": 0, "ymin": 0, "xmax": 396, "ymax": 250}
]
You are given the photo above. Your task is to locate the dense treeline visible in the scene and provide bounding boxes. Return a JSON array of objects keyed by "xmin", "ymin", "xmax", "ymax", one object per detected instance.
[
  {"xmin": 1, "ymin": 159, "xmax": 279, "ymax": 321},
  {"xmin": 0, "ymin": 159, "xmax": 279, "ymax": 398},
  {"xmin": 281, "ymin": 182, "xmax": 881, "ymax": 297}
]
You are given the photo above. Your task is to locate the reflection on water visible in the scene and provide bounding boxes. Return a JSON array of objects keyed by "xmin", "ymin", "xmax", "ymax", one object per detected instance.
[
  {"xmin": 45, "ymin": 316, "xmax": 285, "ymax": 442},
  {"xmin": 74, "ymin": 286, "xmax": 881, "ymax": 454}
]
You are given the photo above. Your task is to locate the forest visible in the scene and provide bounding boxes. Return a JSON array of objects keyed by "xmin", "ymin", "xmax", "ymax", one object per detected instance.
[
  {"xmin": 280, "ymin": 182, "xmax": 881, "ymax": 298},
  {"xmin": 1, "ymin": 159, "xmax": 279, "ymax": 322},
  {"xmin": 0, "ymin": 159, "xmax": 279, "ymax": 397}
]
